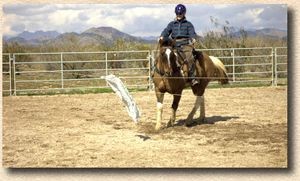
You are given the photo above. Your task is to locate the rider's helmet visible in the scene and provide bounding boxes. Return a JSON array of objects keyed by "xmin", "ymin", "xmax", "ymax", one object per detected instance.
[{"xmin": 175, "ymin": 4, "xmax": 186, "ymax": 15}]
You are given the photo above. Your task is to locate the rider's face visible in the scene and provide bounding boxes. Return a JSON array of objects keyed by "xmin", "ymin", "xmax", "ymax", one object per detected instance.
[{"xmin": 176, "ymin": 14, "xmax": 184, "ymax": 20}]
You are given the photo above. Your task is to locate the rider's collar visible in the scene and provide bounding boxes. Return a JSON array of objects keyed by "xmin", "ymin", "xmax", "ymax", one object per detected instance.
[{"xmin": 174, "ymin": 17, "xmax": 186, "ymax": 22}]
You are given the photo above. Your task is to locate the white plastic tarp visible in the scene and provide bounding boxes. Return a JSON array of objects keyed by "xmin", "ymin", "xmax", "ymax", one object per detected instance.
[{"xmin": 102, "ymin": 74, "xmax": 140, "ymax": 123}]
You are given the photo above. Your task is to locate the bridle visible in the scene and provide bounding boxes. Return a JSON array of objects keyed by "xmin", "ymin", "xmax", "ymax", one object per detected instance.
[{"xmin": 154, "ymin": 46, "xmax": 176, "ymax": 77}]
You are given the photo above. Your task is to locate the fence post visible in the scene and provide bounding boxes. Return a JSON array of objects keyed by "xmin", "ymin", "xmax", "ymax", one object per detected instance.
[
  {"xmin": 150, "ymin": 50, "xmax": 156, "ymax": 91},
  {"xmin": 231, "ymin": 48, "xmax": 236, "ymax": 82},
  {"xmin": 273, "ymin": 47, "xmax": 277, "ymax": 86},
  {"xmin": 105, "ymin": 52, "xmax": 108, "ymax": 76},
  {"xmin": 148, "ymin": 51, "xmax": 151, "ymax": 91},
  {"xmin": 12, "ymin": 54, "xmax": 17, "ymax": 96},
  {"xmin": 105, "ymin": 52, "xmax": 108, "ymax": 87},
  {"xmin": 9, "ymin": 54, "xmax": 12, "ymax": 96},
  {"xmin": 270, "ymin": 47, "xmax": 275, "ymax": 86},
  {"xmin": 61, "ymin": 53, "xmax": 64, "ymax": 89}
]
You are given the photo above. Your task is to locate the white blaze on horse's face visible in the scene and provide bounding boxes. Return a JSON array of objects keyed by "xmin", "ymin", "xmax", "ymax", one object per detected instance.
[{"xmin": 165, "ymin": 48, "xmax": 172, "ymax": 68}]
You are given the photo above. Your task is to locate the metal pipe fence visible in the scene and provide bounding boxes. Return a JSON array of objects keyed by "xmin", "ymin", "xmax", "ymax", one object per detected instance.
[
  {"xmin": 2, "ymin": 53, "xmax": 12, "ymax": 96},
  {"xmin": 274, "ymin": 47, "xmax": 288, "ymax": 86},
  {"xmin": 2, "ymin": 47, "xmax": 287, "ymax": 96},
  {"xmin": 196, "ymin": 47, "xmax": 275, "ymax": 85}
]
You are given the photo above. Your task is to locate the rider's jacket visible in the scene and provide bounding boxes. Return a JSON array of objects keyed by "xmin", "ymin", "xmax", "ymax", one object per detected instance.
[{"xmin": 160, "ymin": 17, "xmax": 197, "ymax": 47}]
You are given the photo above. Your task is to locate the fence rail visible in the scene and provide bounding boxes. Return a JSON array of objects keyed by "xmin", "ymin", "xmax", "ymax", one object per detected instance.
[{"xmin": 2, "ymin": 47, "xmax": 287, "ymax": 96}]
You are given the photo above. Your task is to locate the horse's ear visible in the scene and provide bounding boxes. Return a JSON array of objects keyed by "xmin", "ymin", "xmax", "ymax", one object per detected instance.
[{"xmin": 158, "ymin": 38, "xmax": 163, "ymax": 47}]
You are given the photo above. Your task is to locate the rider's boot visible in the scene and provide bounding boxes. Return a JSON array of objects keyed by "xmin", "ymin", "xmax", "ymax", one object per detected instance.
[{"xmin": 191, "ymin": 71, "xmax": 199, "ymax": 86}]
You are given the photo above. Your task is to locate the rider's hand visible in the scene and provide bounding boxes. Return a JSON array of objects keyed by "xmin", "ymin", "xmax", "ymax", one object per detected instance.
[
  {"xmin": 192, "ymin": 38, "xmax": 196, "ymax": 44},
  {"xmin": 158, "ymin": 36, "xmax": 163, "ymax": 42}
]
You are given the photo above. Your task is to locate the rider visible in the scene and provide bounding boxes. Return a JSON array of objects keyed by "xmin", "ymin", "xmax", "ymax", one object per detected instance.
[{"xmin": 159, "ymin": 4, "xmax": 199, "ymax": 85}]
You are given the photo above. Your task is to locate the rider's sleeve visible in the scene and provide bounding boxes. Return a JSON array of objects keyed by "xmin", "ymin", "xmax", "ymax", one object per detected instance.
[
  {"xmin": 160, "ymin": 22, "xmax": 173, "ymax": 38},
  {"xmin": 188, "ymin": 22, "xmax": 197, "ymax": 39}
]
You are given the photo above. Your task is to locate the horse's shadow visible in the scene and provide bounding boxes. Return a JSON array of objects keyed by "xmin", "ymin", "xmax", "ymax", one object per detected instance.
[{"xmin": 174, "ymin": 116, "xmax": 239, "ymax": 127}]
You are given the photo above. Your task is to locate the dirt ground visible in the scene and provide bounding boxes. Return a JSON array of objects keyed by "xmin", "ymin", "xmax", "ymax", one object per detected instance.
[{"xmin": 2, "ymin": 86, "xmax": 287, "ymax": 168}]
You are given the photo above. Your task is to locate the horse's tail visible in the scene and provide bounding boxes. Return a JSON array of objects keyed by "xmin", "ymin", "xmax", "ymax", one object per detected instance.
[{"xmin": 209, "ymin": 56, "xmax": 229, "ymax": 85}]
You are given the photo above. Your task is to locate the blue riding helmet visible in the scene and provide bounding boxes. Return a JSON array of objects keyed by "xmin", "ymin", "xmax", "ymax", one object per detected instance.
[{"xmin": 175, "ymin": 4, "xmax": 186, "ymax": 15}]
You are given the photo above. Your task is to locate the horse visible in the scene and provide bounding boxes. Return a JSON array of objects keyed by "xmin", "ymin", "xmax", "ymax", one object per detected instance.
[{"xmin": 152, "ymin": 39, "xmax": 229, "ymax": 130}]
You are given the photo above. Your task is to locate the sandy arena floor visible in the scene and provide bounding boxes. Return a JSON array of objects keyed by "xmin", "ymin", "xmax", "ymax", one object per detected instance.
[{"xmin": 2, "ymin": 86, "xmax": 287, "ymax": 168}]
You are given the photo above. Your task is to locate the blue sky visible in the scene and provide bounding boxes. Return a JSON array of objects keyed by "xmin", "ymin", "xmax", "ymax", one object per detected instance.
[{"xmin": 3, "ymin": 4, "xmax": 287, "ymax": 37}]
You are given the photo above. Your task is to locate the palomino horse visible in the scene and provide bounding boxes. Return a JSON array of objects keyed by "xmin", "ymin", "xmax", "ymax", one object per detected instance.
[{"xmin": 152, "ymin": 39, "xmax": 229, "ymax": 130}]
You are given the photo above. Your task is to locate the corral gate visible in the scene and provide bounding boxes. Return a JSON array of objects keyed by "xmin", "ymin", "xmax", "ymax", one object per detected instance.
[{"xmin": 2, "ymin": 47, "xmax": 287, "ymax": 96}]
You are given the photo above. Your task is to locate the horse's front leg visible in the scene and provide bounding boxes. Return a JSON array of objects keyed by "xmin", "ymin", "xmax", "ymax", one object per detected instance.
[
  {"xmin": 167, "ymin": 94, "xmax": 181, "ymax": 127},
  {"xmin": 186, "ymin": 95, "xmax": 205, "ymax": 126},
  {"xmin": 155, "ymin": 91, "xmax": 164, "ymax": 130}
]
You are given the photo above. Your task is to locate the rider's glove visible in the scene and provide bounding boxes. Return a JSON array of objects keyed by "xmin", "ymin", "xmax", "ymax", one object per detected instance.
[{"xmin": 192, "ymin": 38, "xmax": 196, "ymax": 44}]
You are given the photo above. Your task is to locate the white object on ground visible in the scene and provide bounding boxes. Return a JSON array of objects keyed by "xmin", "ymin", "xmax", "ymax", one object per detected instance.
[{"xmin": 101, "ymin": 74, "xmax": 140, "ymax": 123}]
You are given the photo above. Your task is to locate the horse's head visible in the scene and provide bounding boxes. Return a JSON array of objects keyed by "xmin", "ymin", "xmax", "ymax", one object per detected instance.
[
  {"xmin": 156, "ymin": 39, "xmax": 177, "ymax": 76},
  {"xmin": 158, "ymin": 38, "xmax": 175, "ymax": 47}
]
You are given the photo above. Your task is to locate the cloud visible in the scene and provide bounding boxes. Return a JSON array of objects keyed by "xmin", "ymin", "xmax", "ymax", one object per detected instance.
[
  {"xmin": 121, "ymin": 6, "xmax": 173, "ymax": 36},
  {"xmin": 258, "ymin": 5, "xmax": 287, "ymax": 29},
  {"xmin": 3, "ymin": 4, "xmax": 56, "ymax": 16},
  {"xmin": 78, "ymin": 12, "xmax": 89, "ymax": 21},
  {"xmin": 188, "ymin": 4, "xmax": 287, "ymax": 31},
  {"xmin": 3, "ymin": 4, "xmax": 287, "ymax": 37},
  {"xmin": 85, "ymin": 8, "xmax": 126, "ymax": 32}
]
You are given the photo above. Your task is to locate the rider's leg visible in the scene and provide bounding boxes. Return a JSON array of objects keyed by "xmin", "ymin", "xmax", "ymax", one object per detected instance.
[
  {"xmin": 183, "ymin": 46, "xmax": 199, "ymax": 86},
  {"xmin": 177, "ymin": 48, "xmax": 189, "ymax": 79}
]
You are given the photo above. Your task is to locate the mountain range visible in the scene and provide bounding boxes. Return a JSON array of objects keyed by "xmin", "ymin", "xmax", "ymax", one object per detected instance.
[
  {"xmin": 3, "ymin": 27, "xmax": 287, "ymax": 46},
  {"xmin": 231, "ymin": 28, "xmax": 287, "ymax": 39}
]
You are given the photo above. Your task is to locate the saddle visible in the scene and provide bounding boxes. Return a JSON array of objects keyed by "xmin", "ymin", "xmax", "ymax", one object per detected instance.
[
  {"xmin": 174, "ymin": 47, "xmax": 203, "ymax": 81},
  {"xmin": 192, "ymin": 49, "xmax": 203, "ymax": 61}
]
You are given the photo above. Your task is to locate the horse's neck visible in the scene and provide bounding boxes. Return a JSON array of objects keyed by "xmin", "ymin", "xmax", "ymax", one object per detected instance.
[
  {"xmin": 156, "ymin": 59, "xmax": 163, "ymax": 71},
  {"xmin": 154, "ymin": 59, "xmax": 166, "ymax": 76}
]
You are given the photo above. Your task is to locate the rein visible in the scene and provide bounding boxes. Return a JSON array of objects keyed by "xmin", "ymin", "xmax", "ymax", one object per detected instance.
[{"xmin": 153, "ymin": 66, "xmax": 172, "ymax": 77}]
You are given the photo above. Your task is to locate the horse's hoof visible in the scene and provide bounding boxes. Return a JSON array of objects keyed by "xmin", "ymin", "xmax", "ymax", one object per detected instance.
[
  {"xmin": 196, "ymin": 118, "xmax": 205, "ymax": 124},
  {"xmin": 155, "ymin": 124, "xmax": 161, "ymax": 131},
  {"xmin": 167, "ymin": 120, "xmax": 175, "ymax": 127}
]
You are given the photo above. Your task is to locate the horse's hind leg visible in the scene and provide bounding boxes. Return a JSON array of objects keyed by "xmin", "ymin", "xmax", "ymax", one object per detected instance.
[
  {"xmin": 186, "ymin": 95, "xmax": 205, "ymax": 126},
  {"xmin": 167, "ymin": 94, "xmax": 181, "ymax": 127},
  {"xmin": 186, "ymin": 95, "xmax": 201, "ymax": 126},
  {"xmin": 198, "ymin": 95, "xmax": 205, "ymax": 123}
]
